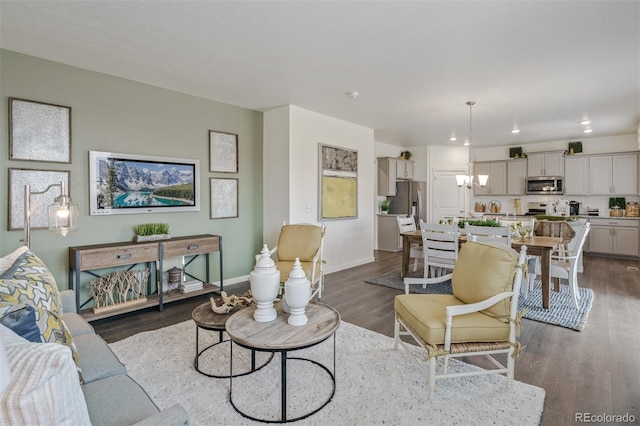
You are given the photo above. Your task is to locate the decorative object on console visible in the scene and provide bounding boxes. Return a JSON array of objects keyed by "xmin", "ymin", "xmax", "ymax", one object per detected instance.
[
  {"xmin": 381, "ymin": 200, "xmax": 390, "ymax": 214},
  {"xmin": 88, "ymin": 151, "xmax": 200, "ymax": 216},
  {"xmin": 319, "ymin": 144, "xmax": 358, "ymax": 220},
  {"xmin": 210, "ymin": 178, "xmax": 238, "ymax": 219},
  {"xmin": 250, "ymin": 245, "xmax": 280, "ymax": 322},
  {"xmin": 9, "ymin": 97, "xmax": 71, "ymax": 163},
  {"xmin": 456, "ymin": 101, "xmax": 489, "ymax": 189},
  {"xmin": 284, "ymin": 258, "xmax": 311, "ymax": 326},
  {"xmin": 11, "ymin": 171, "xmax": 78, "ymax": 247},
  {"xmin": 134, "ymin": 223, "xmax": 170, "ymax": 242},
  {"xmin": 87, "ymin": 269, "xmax": 149, "ymax": 314},
  {"xmin": 209, "ymin": 130, "xmax": 238, "ymax": 173}
]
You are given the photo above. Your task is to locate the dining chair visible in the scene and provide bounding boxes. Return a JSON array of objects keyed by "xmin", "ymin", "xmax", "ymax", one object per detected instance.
[
  {"xmin": 420, "ymin": 223, "xmax": 459, "ymax": 282},
  {"xmin": 395, "ymin": 241, "xmax": 528, "ymax": 399},
  {"xmin": 527, "ymin": 222, "xmax": 590, "ymax": 308},
  {"xmin": 465, "ymin": 224, "xmax": 512, "ymax": 246},
  {"xmin": 397, "ymin": 215, "xmax": 422, "ymax": 272}
]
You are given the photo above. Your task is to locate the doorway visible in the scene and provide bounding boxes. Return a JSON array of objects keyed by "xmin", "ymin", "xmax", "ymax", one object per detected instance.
[{"xmin": 432, "ymin": 169, "xmax": 466, "ymax": 222}]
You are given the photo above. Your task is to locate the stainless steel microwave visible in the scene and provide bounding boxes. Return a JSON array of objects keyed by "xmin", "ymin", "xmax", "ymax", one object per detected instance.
[{"xmin": 526, "ymin": 176, "xmax": 564, "ymax": 195}]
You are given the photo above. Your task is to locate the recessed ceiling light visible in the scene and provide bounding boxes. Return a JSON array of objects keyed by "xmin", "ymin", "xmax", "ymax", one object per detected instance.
[
  {"xmin": 345, "ymin": 91, "xmax": 359, "ymax": 99},
  {"xmin": 580, "ymin": 119, "xmax": 591, "ymax": 125},
  {"xmin": 584, "ymin": 128, "xmax": 593, "ymax": 133},
  {"xmin": 511, "ymin": 129, "xmax": 520, "ymax": 134},
  {"xmin": 450, "ymin": 136, "xmax": 457, "ymax": 141},
  {"xmin": 463, "ymin": 140, "xmax": 470, "ymax": 146}
]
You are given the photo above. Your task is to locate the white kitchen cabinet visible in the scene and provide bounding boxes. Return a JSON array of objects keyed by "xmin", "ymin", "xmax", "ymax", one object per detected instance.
[
  {"xmin": 527, "ymin": 151, "xmax": 564, "ymax": 177},
  {"xmin": 589, "ymin": 154, "xmax": 638, "ymax": 195},
  {"xmin": 507, "ymin": 160, "xmax": 527, "ymax": 195},
  {"xmin": 395, "ymin": 160, "xmax": 414, "ymax": 180},
  {"xmin": 564, "ymin": 156, "xmax": 590, "ymax": 195},
  {"xmin": 378, "ymin": 157, "xmax": 414, "ymax": 196},
  {"xmin": 378, "ymin": 157, "xmax": 398, "ymax": 196},
  {"xmin": 587, "ymin": 218, "xmax": 639, "ymax": 257},
  {"xmin": 473, "ymin": 161, "xmax": 507, "ymax": 195}
]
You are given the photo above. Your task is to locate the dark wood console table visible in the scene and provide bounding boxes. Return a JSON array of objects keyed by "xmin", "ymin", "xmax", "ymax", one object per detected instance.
[{"xmin": 69, "ymin": 234, "xmax": 223, "ymax": 321}]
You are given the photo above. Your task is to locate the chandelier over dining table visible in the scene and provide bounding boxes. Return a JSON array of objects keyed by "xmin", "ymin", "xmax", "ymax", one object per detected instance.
[{"xmin": 456, "ymin": 101, "xmax": 489, "ymax": 189}]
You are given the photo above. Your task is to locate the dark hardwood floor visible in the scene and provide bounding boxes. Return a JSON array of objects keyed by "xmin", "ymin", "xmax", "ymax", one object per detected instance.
[{"xmin": 92, "ymin": 251, "xmax": 640, "ymax": 426}]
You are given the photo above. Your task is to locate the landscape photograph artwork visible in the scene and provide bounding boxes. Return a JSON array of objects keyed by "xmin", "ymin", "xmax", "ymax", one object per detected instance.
[{"xmin": 89, "ymin": 151, "xmax": 200, "ymax": 215}]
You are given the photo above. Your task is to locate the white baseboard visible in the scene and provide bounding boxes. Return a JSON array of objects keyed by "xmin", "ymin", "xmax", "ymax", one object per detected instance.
[{"xmin": 324, "ymin": 257, "xmax": 375, "ymax": 275}]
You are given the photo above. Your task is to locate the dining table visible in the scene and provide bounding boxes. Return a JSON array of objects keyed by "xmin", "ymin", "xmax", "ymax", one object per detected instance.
[{"xmin": 400, "ymin": 230, "xmax": 562, "ymax": 309}]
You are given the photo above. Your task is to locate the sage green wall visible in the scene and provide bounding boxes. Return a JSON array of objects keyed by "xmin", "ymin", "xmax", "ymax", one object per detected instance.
[{"xmin": 0, "ymin": 49, "xmax": 263, "ymax": 292}]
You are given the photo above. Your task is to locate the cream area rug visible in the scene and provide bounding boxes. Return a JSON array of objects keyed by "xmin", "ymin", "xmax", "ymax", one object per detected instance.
[{"xmin": 109, "ymin": 320, "xmax": 545, "ymax": 425}]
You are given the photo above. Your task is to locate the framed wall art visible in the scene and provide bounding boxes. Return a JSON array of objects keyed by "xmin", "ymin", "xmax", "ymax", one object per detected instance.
[
  {"xmin": 9, "ymin": 97, "xmax": 71, "ymax": 163},
  {"xmin": 209, "ymin": 130, "xmax": 238, "ymax": 173},
  {"xmin": 8, "ymin": 168, "xmax": 70, "ymax": 230},
  {"xmin": 88, "ymin": 151, "xmax": 200, "ymax": 216},
  {"xmin": 318, "ymin": 144, "xmax": 358, "ymax": 220},
  {"xmin": 210, "ymin": 178, "xmax": 238, "ymax": 219}
]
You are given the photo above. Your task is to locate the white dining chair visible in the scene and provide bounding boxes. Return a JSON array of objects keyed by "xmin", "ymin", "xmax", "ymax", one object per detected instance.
[
  {"xmin": 397, "ymin": 215, "xmax": 422, "ymax": 272},
  {"xmin": 527, "ymin": 222, "xmax": 590, "ymax": 308},
  {"xmin": 421, "ymin": 223, "xmax": 459, "ymax": 280},
  {"xmin": 465, "ymin": 224, "xmax": 512, "ymax": 246}
]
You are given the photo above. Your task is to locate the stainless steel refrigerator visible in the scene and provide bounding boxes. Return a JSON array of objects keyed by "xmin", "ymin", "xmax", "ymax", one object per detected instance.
[{"xmin": 387, "ymin": 180, "xmax": 427, "ymax": 224}]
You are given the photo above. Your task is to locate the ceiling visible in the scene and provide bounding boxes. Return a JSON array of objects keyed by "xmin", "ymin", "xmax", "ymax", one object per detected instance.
[{"xmin": 1, "ymin": 1, "xmax": 638, "ymax": 148}]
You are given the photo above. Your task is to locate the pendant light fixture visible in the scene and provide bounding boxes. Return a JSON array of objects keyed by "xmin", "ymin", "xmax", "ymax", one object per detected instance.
[{"xmin": 456, "ymin": 101, "xmax": 489, "ymax": 189}]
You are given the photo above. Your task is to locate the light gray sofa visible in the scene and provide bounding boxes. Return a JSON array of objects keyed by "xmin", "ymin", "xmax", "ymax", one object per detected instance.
[{"xmin": 59, "ymin": 290, "xmax": 189, "ymax": 426}]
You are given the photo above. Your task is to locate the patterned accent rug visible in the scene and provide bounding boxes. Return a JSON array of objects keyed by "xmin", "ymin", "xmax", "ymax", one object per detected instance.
[
  {"xmin": 365, "ymin": 270, "xmax": 593, "ymax": 331},
  {"xmin": 110, "ymin": 320, "xmax": 545, "ymax": 425}
]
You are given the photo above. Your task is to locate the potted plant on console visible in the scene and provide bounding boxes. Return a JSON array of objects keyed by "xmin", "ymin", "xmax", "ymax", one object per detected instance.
[
  {"xmin": 134, "ymin": 223, "xmax": 171, "ymax": 242},
  {"xmin": 381, "ymin": 200, "xmax": 391, "ymax": 214}
]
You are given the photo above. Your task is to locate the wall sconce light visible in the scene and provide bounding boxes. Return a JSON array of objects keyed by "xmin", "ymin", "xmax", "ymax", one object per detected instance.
[{"xmin": 24, "ymin": 181, "xmax": 78, "ymax": 248}]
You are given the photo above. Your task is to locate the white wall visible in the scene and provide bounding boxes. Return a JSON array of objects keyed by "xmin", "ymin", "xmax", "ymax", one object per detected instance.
[{"xmin": 263, "ymin": 105, "xmax": 376, "ymax": 274}]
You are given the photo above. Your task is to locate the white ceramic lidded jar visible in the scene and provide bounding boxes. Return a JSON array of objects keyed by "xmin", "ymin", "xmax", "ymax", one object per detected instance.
[
  {"xmin": 284, "ymin": 258, "xmax": 311, "ymax": 326},
  {"xmin": 250, "ymin": 245, "xmax": 280, "ymax": 322}
]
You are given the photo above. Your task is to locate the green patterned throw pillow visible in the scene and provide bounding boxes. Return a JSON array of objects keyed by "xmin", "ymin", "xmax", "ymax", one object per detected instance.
[
  {"xmin": 0, "ymin": 250, "xmax": 62, "ymax": 315},
  {"xmin": 0, "ymin": 251, "xmax": 83, "ymax": 382}
]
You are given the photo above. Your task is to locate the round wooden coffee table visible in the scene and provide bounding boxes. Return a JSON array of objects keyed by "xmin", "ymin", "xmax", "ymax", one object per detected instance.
[
  {"xmin": 225, "ymin": 301, "xmax": 341, "ymax": 423},
  {"xmin": 192, "ymin": 301, "xmax": 272, "ymax": 378}
]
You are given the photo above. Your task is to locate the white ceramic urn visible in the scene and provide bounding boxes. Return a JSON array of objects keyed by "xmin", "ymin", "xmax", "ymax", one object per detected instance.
[
  {"xmin": 284, "ymin": 258, "xmax": 311, "ymax": 326},
  {"xmin": 250, "ymin": 244, "xmax": 280, "ymax": 322}
]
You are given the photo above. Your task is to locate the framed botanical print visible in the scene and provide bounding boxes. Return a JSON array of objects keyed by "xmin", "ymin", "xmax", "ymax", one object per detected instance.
[
  {"xmin": 209, "ymin": 130, "xmax": 238, "ymax": 173},
  {"xmin": 9, "ymin": 97, "xmax": 72, "ymax": 163},
  {"xmin": 210, "ymin": 178, "xmax": 238, "ymax": 219}
]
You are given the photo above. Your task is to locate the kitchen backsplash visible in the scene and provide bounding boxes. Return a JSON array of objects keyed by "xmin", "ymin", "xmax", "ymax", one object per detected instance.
[{"xmin": 473, "ymin": 194, "xmax": 640, "ymax": 217}]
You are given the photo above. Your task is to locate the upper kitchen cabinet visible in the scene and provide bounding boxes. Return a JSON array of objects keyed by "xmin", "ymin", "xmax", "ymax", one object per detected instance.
[
  {"xmin": 378, "ymin": 157, "xmax": 414, "ymax": 196},
  {"xmin": 473, "ymin": 161, "xmax": 507, "ymax": 195},
  {"xmin": 396, "ymin": 159, "xmax": 414, "ymax": 180},
  {"xmin": 507, "ymin": 159, "xmax": 527, "ymax": 195},
  {"xmin": 564, "ymin": 156, "xmax": 590, "ymax": 195},
  {"xmin": 589, "ymin": 153, "xmax": 637, "ymax": 195},
  {"xmin": 527, "ymin": 151, "xmax": 565, "ymax": 177}
]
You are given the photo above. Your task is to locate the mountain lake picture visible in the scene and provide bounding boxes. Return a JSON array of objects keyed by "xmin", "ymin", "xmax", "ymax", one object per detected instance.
[{"xmin": 94, "ymin": 156, "xmax": 196, "ymax": 211}]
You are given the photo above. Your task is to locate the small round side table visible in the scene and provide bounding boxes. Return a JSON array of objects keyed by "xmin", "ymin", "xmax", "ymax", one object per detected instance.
[{"xmin": 192, "ymin": 301, "xmax": 273, "ymax": 378}]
